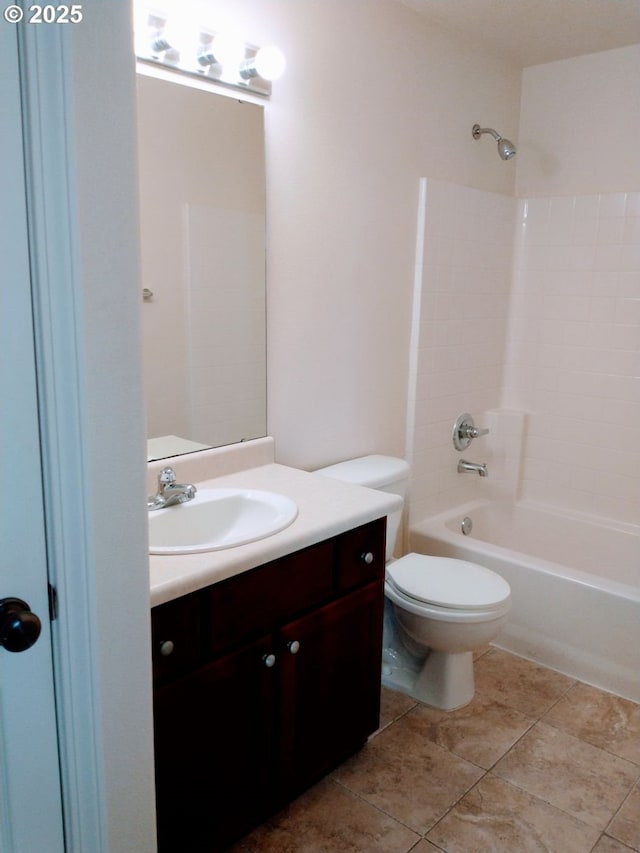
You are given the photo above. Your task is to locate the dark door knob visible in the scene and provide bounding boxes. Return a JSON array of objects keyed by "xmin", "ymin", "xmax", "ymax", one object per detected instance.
[{"xmin": 0, "ymin": 597, "xmax": 42, "ymax": 652}]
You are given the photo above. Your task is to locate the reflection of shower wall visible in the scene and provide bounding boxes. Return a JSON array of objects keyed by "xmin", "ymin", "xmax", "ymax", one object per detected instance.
[{"xmin": 185, "ymin": 204, "xmax": 266, "ymax": 448}]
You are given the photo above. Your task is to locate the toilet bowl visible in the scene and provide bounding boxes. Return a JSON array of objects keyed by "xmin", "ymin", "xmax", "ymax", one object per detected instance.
[
  {"xmin": 315, "ymin": 455, "xmax": 511, "ymax": 711},
  {"xmin": 384, "ymin": 552, "xmax": 511, "ymax": 709}
]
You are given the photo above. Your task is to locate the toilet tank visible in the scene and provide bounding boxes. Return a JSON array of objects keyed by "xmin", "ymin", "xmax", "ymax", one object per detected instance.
[{"xmin": 314, "ymin": 455, "xmax": 410, "ymax": 561}]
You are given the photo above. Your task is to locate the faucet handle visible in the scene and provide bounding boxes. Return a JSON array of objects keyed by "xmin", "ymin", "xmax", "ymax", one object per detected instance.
[
  {"xmin": 464, "ymin": 425, "xmax": 489, "ymax": 439},
  {"xmin": 158, "ymin": 467, "xmax": 176, "ymax": 486},
  {"xmin": 453, "ymin": 413, "xmax": 489, "ymax": 450}
]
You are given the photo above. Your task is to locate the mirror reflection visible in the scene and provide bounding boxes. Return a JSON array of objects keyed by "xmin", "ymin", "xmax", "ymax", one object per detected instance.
[{"xmin": 136, "ymin": 70, "xmax": 267, "ymax": 461}]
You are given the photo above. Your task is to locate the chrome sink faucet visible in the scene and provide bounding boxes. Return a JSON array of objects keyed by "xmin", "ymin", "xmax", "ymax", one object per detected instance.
[
  {"xmin": 457, "ymin": 459, "xmax": 488, "ymax": 477},
  {"xmin": 148, "ymin": 467, "xmax": 197, "ymax": 510}
]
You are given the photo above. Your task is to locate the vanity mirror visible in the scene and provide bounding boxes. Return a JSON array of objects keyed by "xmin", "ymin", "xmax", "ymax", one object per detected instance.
[{"xmin": 136, "ymin": 69, "xmax": 266, "ymax": 461}]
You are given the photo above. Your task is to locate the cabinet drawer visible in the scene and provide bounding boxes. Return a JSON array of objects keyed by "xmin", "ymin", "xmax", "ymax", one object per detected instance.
[
  {"xmin": 151, "ymin": 593, "xmax": 201, "ymax": 684},
  {"xmin": 207, "ymin": 539, "xmax": 334, "ymax": 654},
  {"xmin": 335, "ymin": 518, "xmax": 386, "ymax": 593}
]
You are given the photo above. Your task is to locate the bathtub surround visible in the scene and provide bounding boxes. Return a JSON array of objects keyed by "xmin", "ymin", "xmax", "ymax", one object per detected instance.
[
  {"xmin": 506, "ymin": 190, "xmax": 640, "ymax": 523},
  {"xmin": 407, "ymin": 181, "xmax": 640, "ymax": 526},
  {"xmin": 406, "ymin": 179, "xmax": 517, "ymax": 522}
]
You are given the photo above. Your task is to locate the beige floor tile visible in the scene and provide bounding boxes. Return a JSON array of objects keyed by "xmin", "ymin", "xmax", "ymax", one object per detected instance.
[
  {"xmin": 493, "ymin": 722, "xmax": 638, "ymax": 830},
  {"xmin": 474, "ymin": 649, "xmax": 575, "ymax": 717},
  {"xmin": 426, "ymin": 774, "xmax": 601, "ymax": 853},
  {"xmin": 473, "ymin": 644, "xmax": 492, "ymax": 661},
  {"xmin": 607, "ymin": 782, "xmax": 640, "ymax": 851},
  {"xmin": 407, "ymin": 694, "xmax": 534, "ymax": 769},
  {"xmin": 378, "ymin": 687, "xmax": 417, "ymax": 731},
  {"xmin": 411, "ymin": 842, "xmax": 443, "ymax": 852},
  {"xmin": 333, "ymin": 713, "xmax": 483, "ymax": 834},
  {"xmin": 230, "ymin": 778, "xmax": 420, "ymax": 853},
  {"xmin": 543, "ymin": 682, "xmax": 640, "ymax": 765},
  {"xmin": 593, "ymin": 836, "xmax": 638, "ymax": 852}
]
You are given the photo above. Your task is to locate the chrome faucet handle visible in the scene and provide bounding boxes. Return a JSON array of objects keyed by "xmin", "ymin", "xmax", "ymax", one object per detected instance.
[
  {"xmin": 158, "ymin": 467, "xmax": 176, "ymax": 489},
  {"xmin": 463, "ymin": 425, "xmax": 489, "ymax": 439},
  {"xmin": 452, "ymin": 413, "xmax": 490, "ymax": 451}
]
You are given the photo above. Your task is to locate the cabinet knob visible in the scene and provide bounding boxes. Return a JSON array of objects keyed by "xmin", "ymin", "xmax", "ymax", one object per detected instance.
[
  {"xmin": 159, "ymin": 640, "xmax": 175, "ymax": 657},
  {"xmin": 262, "ymin": 653, "xmax": 277, "ymax": 668},
  {"xmin": 286, "ymin": 640, "xmax": 300, "ymax": 655},
  {"xmin": 361, "ymin": 552, "xmax": 374, "ymax": 565}
]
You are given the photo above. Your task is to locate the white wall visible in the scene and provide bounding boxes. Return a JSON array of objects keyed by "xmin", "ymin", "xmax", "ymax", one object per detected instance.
[
  {"xmin": 516, "ymin": 45, "xmax": 640, "ymax": 197},
  {"xmin": 196, "ymin": 0, "xmax": 522, "ymax": 469}
]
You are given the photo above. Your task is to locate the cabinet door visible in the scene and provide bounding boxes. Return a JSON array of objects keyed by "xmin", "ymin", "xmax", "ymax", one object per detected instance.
[
  {"xmin": 278, "ymin": 582, "xmax": 384, "ymax": 798},
  {"xmin": 151, "ymin": 593, "xmax": 202, "ymax": 684},
  {"xmin": 154, "ymin": 632, "xmax": 276, "ymax": 852}
]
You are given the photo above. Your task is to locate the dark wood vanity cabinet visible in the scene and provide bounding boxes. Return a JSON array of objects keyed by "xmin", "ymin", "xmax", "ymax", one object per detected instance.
[{"xmin": 151, "ymin": 517, "xmax": 386, "ymax": 852}]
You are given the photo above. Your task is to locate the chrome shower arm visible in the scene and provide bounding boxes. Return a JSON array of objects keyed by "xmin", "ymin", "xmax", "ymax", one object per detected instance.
[{"xmin": 472, "ymin": 124, "xmax": 501, "ymax": 141}]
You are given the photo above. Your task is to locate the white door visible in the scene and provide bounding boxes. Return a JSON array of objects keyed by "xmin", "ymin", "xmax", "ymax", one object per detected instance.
[{"xmin": 0, "ymin": 20, "xmax": 66, "ymax": 852}]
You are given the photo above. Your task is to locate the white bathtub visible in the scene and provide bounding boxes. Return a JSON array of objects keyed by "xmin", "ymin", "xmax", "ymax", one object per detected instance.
[{"xmin": 409, "ymin": 501, "xmax": 640, "ymax": 702}]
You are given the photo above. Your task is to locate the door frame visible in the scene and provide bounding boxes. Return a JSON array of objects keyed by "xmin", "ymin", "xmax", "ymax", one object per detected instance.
[
  {"xmin": 0, "ymin": 19, "xmax": 65, "ymax": 851},
  {"xmin": 15, "ymin": 4, "xmax": 157, "ymax": 850}
]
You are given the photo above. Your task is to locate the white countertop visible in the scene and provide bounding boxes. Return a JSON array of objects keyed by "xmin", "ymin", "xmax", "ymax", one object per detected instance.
[{"xmin": 149, "ymin": 462, "xmax": 402, "ymax": 607}]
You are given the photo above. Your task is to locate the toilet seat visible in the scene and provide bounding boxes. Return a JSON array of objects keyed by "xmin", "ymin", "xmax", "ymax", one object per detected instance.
[{"xmin": 386, "ymin": 553, "xmax": 511, "ymax": 611}]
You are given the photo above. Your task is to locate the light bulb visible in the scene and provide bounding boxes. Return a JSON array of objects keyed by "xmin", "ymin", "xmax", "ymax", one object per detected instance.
[
  {"xmin": 212, "ymin": 34, "xmax": 246, "ymax": 74},
  {"xmin": 133, "ymin": 6, "xmax": 152, "ymax": 57},
  {"xmin": 253, "ymin": 45, "xmax": 286, "ymax": 81},
  {"xmin": 162, "ymin": 16, "xmax": 198, "ymax": 70}
]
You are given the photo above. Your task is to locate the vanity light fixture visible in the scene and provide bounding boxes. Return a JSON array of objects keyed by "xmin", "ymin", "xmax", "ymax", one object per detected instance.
[{"xmin": 135, "ymin": 7, "xmax": 286, "ymax": 97}]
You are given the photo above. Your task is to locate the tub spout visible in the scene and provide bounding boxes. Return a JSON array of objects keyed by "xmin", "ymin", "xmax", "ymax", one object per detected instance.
[{"xmin": 458, "ymin": 459, "xmax": 488, "ymax": 477}]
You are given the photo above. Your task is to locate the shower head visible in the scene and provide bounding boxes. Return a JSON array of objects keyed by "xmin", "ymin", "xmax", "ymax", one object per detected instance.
[{"xmin": 472, "ymin": 124, "xmax": 517, "ymax": 160}]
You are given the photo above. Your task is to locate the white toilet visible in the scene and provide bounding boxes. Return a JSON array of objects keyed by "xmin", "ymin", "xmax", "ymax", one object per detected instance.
[{"xmin": 316, "ymin": 455, "xmax": 511, "ymax": 710}]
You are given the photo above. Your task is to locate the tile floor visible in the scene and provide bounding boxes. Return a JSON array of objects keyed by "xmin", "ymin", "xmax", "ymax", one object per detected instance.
[{"xmin": 231, "ymin": 648, "xmax": 640, "ymax": 853}]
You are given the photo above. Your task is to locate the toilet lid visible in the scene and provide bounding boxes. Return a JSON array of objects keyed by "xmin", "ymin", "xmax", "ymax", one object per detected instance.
[{"xmin": 387, "ymin": 553, "xmax": 511, "ymax": 610}]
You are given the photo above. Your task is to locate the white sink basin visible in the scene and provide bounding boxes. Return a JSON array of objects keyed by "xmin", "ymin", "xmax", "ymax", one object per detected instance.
[{"xmin": 148, "ymin": 488, "xmax": 298, "ymax": 555}]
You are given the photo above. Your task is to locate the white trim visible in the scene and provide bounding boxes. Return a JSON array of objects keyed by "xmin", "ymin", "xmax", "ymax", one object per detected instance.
[
  {"xmin": 0, "ymin": 21, "xmax": 65, "ymax": 851},
  {"xmin": 18, "ymin": 6, "xmax": 157, "ymax": 851},
  {"xmin": 18, "ymin": 21, "xmax": 106, "ymax": 848}
]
